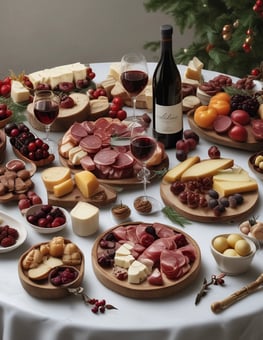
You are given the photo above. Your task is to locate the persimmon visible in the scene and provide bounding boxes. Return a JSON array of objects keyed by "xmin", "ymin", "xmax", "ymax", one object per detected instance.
[
  {"xmin": 208, "ymin": 98, "xmax": 231, "ymax": 116},
  {"xmin": 194, "ymin": 105, "xmax": 218, "ymax": 128},
  {"xmin": 210, "ymin": 92, "xmax": 231, "ymax": 102}
]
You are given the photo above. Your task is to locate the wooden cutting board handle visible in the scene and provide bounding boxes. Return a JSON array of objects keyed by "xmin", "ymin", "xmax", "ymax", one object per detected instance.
[{"xmin": 211, "ymin": 273, "xmax": 263, "ymax": 313}]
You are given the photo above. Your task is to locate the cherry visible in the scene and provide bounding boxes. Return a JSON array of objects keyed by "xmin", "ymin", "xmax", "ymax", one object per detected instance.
[
  {"xmin": 208, "ymin": 145, "xmax": 221, "ymax": 159},
  {"xmin": 28, "ymin": 142, "xmax": 36, "ymax": 152},
  {"xmin": 116, "ymin": 109, "xmax": 127, "ymax": 121}
]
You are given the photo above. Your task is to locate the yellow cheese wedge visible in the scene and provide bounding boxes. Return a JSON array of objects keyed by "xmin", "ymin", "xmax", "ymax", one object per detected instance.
[
  {"xmin": 181, "ymin": 158, "xmax": 234, "ymax": 181},
  {"xmin": 11, "ymin": 80, "xmax": 30, "ymax": 103},
  {"xmin": 74, "ymin": 170, "xmax": 99, "ymax": 198},
  {"xmin": 213, "ymin": 167, "xmax": 251, "ymax": 182},
  {"xmin": 163, "ymin": 156, "xmax": 201, "ymax": 183},
  {"xmin": 41, "ymin": 167, "xmax": 71, "ymax": 192},
  {"xmin": 53, "ymin": 178, "xmax": 75, "ymax": 198},
  {"xmin": 109, "ymin": 62, "xmax": 121, "ymax": 81},
  {"xmin": 70, "ymin": 201, "xmax": 99, "ymax": 236},
  {"xmin": 213, "ymin": 178, "xmax": 258, "ymax": 196}
]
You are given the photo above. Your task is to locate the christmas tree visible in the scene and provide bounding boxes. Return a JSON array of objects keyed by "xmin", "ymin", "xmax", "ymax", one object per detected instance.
[{"xmin": 144, "ymin": 0, "xmax": 263, "ymax": 79}]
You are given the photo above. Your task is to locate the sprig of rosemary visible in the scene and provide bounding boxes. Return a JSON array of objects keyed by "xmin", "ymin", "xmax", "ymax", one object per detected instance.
[{"xmin": 162, "ymin": 206, "xmax": 191, "ymax": 228}]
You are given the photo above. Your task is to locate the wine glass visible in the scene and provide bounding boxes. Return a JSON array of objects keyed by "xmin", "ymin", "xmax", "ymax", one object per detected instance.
[
  {"xmin": 130, "ymin": 133, "xmax": 161, "ymax": 214},
  {"xmin": 33, "ymin": 90, "xmax": 60, "ymax": 150},
  {"xmin": 120, "ymin": 52, "xmax": 148, "ymax": 130}
]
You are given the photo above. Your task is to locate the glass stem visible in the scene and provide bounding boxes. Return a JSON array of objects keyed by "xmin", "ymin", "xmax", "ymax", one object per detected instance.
[
  {"xmin": 131, "ymin": 96, "xmax": 137, "ymax": 121},
  {"xmin": 45, "ymin": 124, "xmax": 51, "ymax": 143},
  {"xmin": 142, "ymin": 165, "xmax": 148, "ymax": 200}
]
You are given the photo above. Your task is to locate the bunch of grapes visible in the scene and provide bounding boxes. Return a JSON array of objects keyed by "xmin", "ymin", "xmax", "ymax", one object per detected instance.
[{"xmin": 230, "ymin": 94, "xmax": 260, "ymax": 117}]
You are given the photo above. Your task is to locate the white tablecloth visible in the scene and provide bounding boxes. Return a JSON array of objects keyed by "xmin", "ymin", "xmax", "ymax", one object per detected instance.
[{"xmin": 0, "ymin": 63, "xmax": 263, "ymax": 340}]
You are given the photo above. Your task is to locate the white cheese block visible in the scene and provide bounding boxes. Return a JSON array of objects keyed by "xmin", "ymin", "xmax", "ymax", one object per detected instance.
[
  {"xmin": 109, "ymin": 62, "xmax": 121, "ymax": 81},
  {"xmin": 114, "ymin": 254, "xmax": 135, "ymax": 268},
  {"xmin": 71, "ymin": 150, "xmax": 87, "ymax": 165},
  {"xmin": 115, "ymin": 243, "xmax": 133, "ymax": 256},
  {"xmin": 128, "ymin": 260, "xmax": 148, "ymax": 284},
  {"xmin": 11, "ymin": 80, "xmax": 30, "ymax": 103},
  {"xmin": 70, "ymin": 62, "xmax": 87, "ymax": 82},
  {"xmin": 70, "ymin": 201, "xmax": 99, "ymax": 236}
]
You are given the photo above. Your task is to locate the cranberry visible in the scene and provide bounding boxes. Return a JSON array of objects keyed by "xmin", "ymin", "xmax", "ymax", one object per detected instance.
[{"xmin": 208, "ymin": 145, "xmax": 221, "ymax": 159}]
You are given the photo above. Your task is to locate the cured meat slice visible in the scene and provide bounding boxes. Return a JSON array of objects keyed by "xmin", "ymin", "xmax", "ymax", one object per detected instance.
[
  {"xmin": 153, "ymin": 223, "xmax": 176, "ymax": 238},
  {"xmin": 94, "ymin": 117, "xmax": 112, "ymax": 130},
  {"xmin": 126, "ymin": 226, "xmax": 139, "ymax": 244},
  {"xmin": 113, "ymin": 153, "xmax": 134, "ymax": 169},
  {"xmin": 81, "ymin": 121, "xmax": 95, "ymax": 134},
  {"xmin": 93, "ymin": 148, "xmax": 119, "ymax": 166},
  {"xmin": 70, "ymin": 122, "xmax": 88, "ymax": 143},
  {"xmin": 147, "ymin": 267, "xmax": 164, "ymax": 286},
  {"xmin": 160, "ymin": 249, "xmax": 187, "ymax": 280},
  {"xmin": 178, "ymin": 244, "xmax": 197, "ymax": 262},
  {"xmin": 213, "ymin": 115, "xmax": 232, "ymax": 134},
  {"xmin": 79, "ymin": 135, "xmax": 102, "ymax": 153},
  {"xmin": 136, "ymin": 224, "xmax": 155, "ymax": 247},
  {"xmin": 80, "ymin": 155, "xmax": 96, "ymax": 171},
  {"xmin": 251, "ymin": 119, "xmax": 263, "ymax": 141},
  {"xmin": 112, "ymin": 226, "xmax": 128, "ymax": 241},
  {"xmin": 138, "ymin": 236, "xmax": 178, "ymax": 264}
]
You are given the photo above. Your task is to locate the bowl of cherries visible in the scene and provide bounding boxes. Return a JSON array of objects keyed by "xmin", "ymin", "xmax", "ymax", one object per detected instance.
[{"xmin": 25, "ymin": 204, "xmax": 68, "ymax": 234}]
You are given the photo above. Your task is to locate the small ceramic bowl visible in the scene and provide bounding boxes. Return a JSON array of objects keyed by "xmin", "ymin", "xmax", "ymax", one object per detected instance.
[
  {"xmin": 210, "ymin": 233, "xmax": 257, "ymax": 275},
  {"xmin": 25, "ymin": 204, "xmax": 68, "ymax": 234}
]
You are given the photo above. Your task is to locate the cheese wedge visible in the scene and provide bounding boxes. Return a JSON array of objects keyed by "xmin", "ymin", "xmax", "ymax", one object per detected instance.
[
  {"xmin": 213, "ymin": 178, "xmax": 258, "ymax": 196},
  {"xmin": 181, "ymin": 158, "xmax": 234, "ymax": 181},
  {"xmin": 109, "ymin": 62, "xmax": 121, "ymax": 81},
  {"xmin": 163, "ymin": 156, "xmax": 200, "ymax": 183},
  {"xmin": 74, "ymin": 170, "xmax": 99, "ymax": 198},
  {"xmin": 213, "ymin": 167, "xmax": 251, "ymax": 182},
  {"xmin": 53, "ymin": 178, "xmax": 75, "ymax": 198},
  {"xmin": 128, "ymin": 260, "xmax": 148, "ymax": 284},
  {"xmin": 70, "ymin": 201, "xmax": 99, "ymax": 236},
  {"xmin": 41, "ymin": 167, "xmax": 71, "ymax": 192},
  {"xmin": 11, "ymin": 80, "xmax": 30, "ymax": 103}
]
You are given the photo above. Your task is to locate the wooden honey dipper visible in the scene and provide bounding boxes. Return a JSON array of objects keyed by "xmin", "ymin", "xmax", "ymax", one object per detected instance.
[{"xmin": 211, "ymin": 273, "xmax": 263, "ymax": 313}]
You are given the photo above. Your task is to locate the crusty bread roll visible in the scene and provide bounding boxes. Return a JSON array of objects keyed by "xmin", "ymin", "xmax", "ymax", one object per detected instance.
[
  {"xmin": 22, "ymin": 249, "xmax": 43, "ymax": 269},
  {"xmin": 49, "ymin": 236, "xmax": 65, "ymax": 257}
]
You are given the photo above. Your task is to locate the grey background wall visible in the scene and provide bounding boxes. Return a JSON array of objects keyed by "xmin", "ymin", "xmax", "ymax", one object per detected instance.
[{"xmin": 0, "ymin": 0, "xmax": 193, "ymax": 78}]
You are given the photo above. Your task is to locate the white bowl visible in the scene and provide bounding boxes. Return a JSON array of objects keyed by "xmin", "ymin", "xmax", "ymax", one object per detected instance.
[
  {"xmin": 210, "ymin": 233, "xmax": 257, "ymax": 275},
  {"xmin": 25, "ymin": 204, "xmax": 68, "ymax": 234}
]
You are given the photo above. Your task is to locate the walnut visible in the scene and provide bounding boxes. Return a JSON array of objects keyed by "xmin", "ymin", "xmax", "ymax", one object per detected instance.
[
  {"xmin": 134, "ymin": 197, "xmax": 152, "ymax": 214},
  {"xmin": 111, "ymin": 203, "xmax": 131, "ymax": 221}
]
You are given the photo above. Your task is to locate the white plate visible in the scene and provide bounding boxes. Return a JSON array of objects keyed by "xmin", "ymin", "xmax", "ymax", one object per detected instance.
[{"xmin": 0, "ymin": 211, "xmax": 27, "ymax": 253}]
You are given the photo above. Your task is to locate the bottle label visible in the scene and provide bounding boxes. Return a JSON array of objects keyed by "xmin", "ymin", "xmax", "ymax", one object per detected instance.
[{"xmin": 155, "ymin": 103, "xmax": 182, "ymax": 134}]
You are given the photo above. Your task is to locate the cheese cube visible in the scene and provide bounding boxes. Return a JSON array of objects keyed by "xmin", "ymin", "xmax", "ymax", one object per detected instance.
[
  {"xmin": 41, "ymin": 167, "xmax": 71, "ymax": 192},
  {"xmin": 74, "ymin": 170, "xmax": 99, "ymax": 198},
  {"xmin": 115, "ymin": 243, "xmax": 133, "ymax": 256},
  {"xmin": 11, "ymin": 80, "xmax": 30, "ymax": 103},
  {"xmin": 53, "ymin": 178, "xmax": 75, "ymax": 198},
  {"xmin": 70, "ymin": 63, "xmax": 87, "ymax": 82},
  {"xmin": 128, "ymin": 260, "xmax": 148, "ymax": 284},
  {"xmin": 114, "ymin": 254, "xmax": 135, "ymax": 268},
  {"xmin": 70, "ymin": 201, "xmax": 99, "ymax": 236}
]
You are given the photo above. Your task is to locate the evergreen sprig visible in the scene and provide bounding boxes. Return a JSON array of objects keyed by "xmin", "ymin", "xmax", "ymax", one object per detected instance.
[{"xmin": 162, "ymin": 206, "xmax": 191, "ymax": 228}]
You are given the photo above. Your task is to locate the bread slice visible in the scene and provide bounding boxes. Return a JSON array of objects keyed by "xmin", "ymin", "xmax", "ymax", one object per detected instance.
[
  {"xmin": 163, "ymin": 156, "xmax": 200, "ymax": 183},
  {"xmin": 27, "ymin": 263, "xmax": 52, "ymax": 280},
  {"xmin": 180, "ymin": 158, "xmax": 234, "ymax": 181}
]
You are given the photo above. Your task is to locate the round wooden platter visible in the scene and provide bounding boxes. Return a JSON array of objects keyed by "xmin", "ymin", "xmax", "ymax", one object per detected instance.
[
  {"xmin": 160, "ymin": 180, "xmax": 259, "ymax": 223},
  {"xmin": 0, "ymin": 159, "xmax": 36, "ymax": 203},
  {"xmin": 91, "ymin": 222, "xmax": 201, "ymax": 299},
  {"xmin": 47, "ymin": 183, "xmax": 117, "ymax": 209},
  {"xmin": 18, "ymin": 239, "xmax": 85, "ymax": 299},
  {"xmin": 59, "ymin": 152, "xmax": 169, "ymax": 186},
  {"xmin": 27, "ymin": 93, "xmax": 90, "ymax": 132},
  {"xmin": 187, "ymin": 110, "xmax": 263, "ymax": 152}
]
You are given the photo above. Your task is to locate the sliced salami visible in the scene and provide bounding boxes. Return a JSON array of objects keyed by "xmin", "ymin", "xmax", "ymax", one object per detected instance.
[
  {"xmin": 213, "ymin": 115, "xmax": 232, "ymax": 134},
  {"xmin": 113, "ymin": 152, "xmax": 134, "ymax": 169},
  {"xmin": 93, "ymin": 148, "xmax": 120, "ymax": 166},
  {"xmin": 251, "ymin": 119, "xmax": 263, "ymax": 141},
  {"xmin": 80, "ymin": 155, "xmax": 96, "ymax": 171},
  {"xmin": 79, "ymin": 135, "xmax": 102, "ymax": 153},
  {"xmin": 70, "ymin": 122, "xmax": 88, "ymax": 142}
]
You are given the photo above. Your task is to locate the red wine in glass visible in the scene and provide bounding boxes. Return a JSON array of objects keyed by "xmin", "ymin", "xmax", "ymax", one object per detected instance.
[
  {"xmin": 34, "ymin": 100, "xmax": 59, "ymax": 125},
  {"xmin": 120, "ymin": 70, "xmax": 148, "ymax": 97},
  {"xmin": 130, "ymin": 135, "xmax": 156, "ymax": 162}
]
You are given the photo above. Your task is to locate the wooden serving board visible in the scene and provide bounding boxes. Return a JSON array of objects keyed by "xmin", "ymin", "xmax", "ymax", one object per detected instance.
[
  {"xmin": 160, "ymin": 180, "xmax": 259, "ymax": 223},
  {"xmin": 47, "ymin": 183, "xmax": 117, "ymax": 209},
  {"xmin": 18, "ymin": 239, "xmax": 84, "ymax": 299},
  {"xmin": 187, "ymin": 111, "xmax": 263, "ymax": 152},
  {"xmin": 59, "ymin": 153, "xmax": 169, "ymax": 186},
  {"xmin": 92, "ymin": 222, "xmax": 201, "ymax": 299}
]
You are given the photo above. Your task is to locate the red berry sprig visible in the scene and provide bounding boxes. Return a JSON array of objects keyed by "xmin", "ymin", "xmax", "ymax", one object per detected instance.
[
  {"xmin": 195, "ymin": 273, "xmax": 226, "ymax": 305},
  {"xmin": 0, "ymin": 77, "xmax": 11, "ymax": 97}
]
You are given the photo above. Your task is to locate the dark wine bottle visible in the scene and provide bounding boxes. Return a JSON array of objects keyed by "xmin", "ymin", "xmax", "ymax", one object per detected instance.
[{"xmin": 152, "ymin": 24, "xmax": 183, "ymax": 149}]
